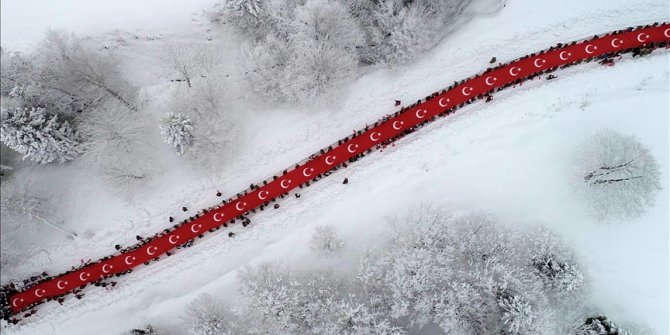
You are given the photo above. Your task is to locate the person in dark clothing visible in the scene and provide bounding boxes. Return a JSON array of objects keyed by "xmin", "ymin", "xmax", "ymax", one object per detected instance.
[
  {"xmin": 228, "ymin": 232, "xmax": 235, "ymax": 237},
  {"xmin": 182, "ymin": 207, "xmax": 188, "ymax": 212},
  {"xmin": 295, "ymin": 193, "xmax": 301, "ymax": 198},
  {"xmin": 274, "ymin": 204, "xmax": 280, "ymax": 209},
  {"xmin": 490, "ymin": 56, "xmax": 496, "ymax": 63},
  {"xmin": 342, "ymin": 178, "xmax": 349, "ymax": 184},
  {"xmin": 216, "ymin": 191, "xmax": 222, "ymax": 197},
  {"xmin": 169, "ymin": 216, "xmax": 174, "ymax": 222}
]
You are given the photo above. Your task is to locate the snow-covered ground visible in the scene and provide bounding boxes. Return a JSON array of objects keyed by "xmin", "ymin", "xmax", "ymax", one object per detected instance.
[{"xmin": 1, "ymin": 0, "xmax": 668, "ymax": 334}]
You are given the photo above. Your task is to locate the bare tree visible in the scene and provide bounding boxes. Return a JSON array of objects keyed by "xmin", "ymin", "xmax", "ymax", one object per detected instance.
[
  {"xmin": 33, "ymin": 31, "xmax": 138, "ymax": 113},
  {"xmin": 162, "ymin": 43, "xmax": 220, "ymax": 89},
  {"xmin": 574, "ymin": 129, "xmax": 661, "ymax": 220},
  {"xmin": 0, "ymin": 177, "xmax": 77, "ymax": 238},
  {"xmin": 80, "ymin": 102, "xmax": 158, "ymax": 195},
  {"xmin": 0, "ymin": 231, "xmax": 17, "ymax": 271}
]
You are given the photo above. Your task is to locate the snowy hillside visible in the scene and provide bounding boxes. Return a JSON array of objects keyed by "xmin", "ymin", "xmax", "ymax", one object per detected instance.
[{"xmin": 1, "ymin": 0, "xmax": 668, "ymax": 334}]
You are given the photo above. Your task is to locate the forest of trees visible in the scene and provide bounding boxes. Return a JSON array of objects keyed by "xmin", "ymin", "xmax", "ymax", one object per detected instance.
[
  {"xmin": 166, "ymin": 207, "xmax": 641, "ymax": 335},
  {"xmin": 215, "ymin": 0, "xmax": 475, "ymax": 103}
]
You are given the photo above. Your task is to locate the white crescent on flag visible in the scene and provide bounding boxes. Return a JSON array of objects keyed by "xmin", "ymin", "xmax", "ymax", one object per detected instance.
[
  {"xmin": 280, "ymin": 179, "xmax": 291, "ymax": 189},
  {"xmin": 438, "ymin": 97, "xmax": 450, "ymax": 107}
]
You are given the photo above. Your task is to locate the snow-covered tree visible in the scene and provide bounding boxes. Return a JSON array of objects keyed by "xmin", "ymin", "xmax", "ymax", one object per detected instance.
[
  {"xmin": 179, "ymin": 208, "xmax": 602, "ymax": 334},
  {"xmin": 0, "ymin": 231, "xmax": 17, "ymax": 271},
  {"xmin": 125, "ymin": 325, "xmax": 162, "ymax": 335},
  {"xmin": 159, "ymin": 112, "xmax": 193, "ymax": 155},
  {"xmin": 238, "ymin": 0, "xmax": 363, "ymax": 104},
  {"xmin": 574, "ymin": 315, "xmax": 631, "ymax": 335},
  {"xmin": 309, "ymin": 225, "xmax": 345, "ymax": 256},
  {"xmin": 166, "ymin": 77, "xmax": 239, "ymax": 172},
  {"xmin": 532, "ymin": 255, "xmax": 584, "ymax": 297},
  {"xmin": 0, "ymin": 106, "xmax": 82, "ymax": 164},
  {"xmin": 184, "ymin": 294, "xmax": 233, "ymax": 335},
  {"xmin": 526, "ymin": 228, "xmax": 585, "ymax": 304},
  {"xmin": 344, "ymin": 0, "xmax": 473, "ymax": 65},
  {"xmin": 0, "ymin": 48, "xmax": 34, "ymax": 97},
  {"xmin": 238, "ymin": 262, "xmax": 344, "ymax": 333},
  {"xmin": 574, "ymin": 129, "xmax": 661, "ymax": 220},
  {"xmin": 33, "ymin": 31, "xmax": 138, "ymax": 113},
  {"xmin": 335, "ymin": 299, "xmax": 405, "ymax": 335},
  {"xmin": 162, "ymin": 43, "xmax": 221, "ymax": 89},
  {"xmin": 0, "ymin": 176, "xmax": 77, "ymax": 238},
  {"xmin": 213, "ymin": 0, "xmax": 299, "ymax": 40},
  {"xmin": 359, "ymin": 207, "xmax": 560, "ymax": 334},
  {"xmin": 497, "ymin": 288, "xmax": 536, "ymax": 335},
  {"xmin": 80, "ymin": 102, "xmax": 158, "ymax": 195}
]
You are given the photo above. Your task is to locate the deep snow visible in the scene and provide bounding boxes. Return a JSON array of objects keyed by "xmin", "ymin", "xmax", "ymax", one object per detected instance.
[{"xmin": 1, "ymin": 0, "xmax": 668, "ymax": 334}]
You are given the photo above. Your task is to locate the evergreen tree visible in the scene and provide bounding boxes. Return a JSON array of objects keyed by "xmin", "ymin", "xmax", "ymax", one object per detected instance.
[
  {"xmin": 575, "ymin": 316, "xmax": 630, "ymax": 335},
  {"xmin": 159, "ymin": 112, "xmax": 194, "ymax": 155},
  {"xmin": 532, "ymin": 254, "xmax": 584, "ymax": 296},
  {"xmin": 0, "ymin": 106, "xmax": 81, "ymax": 164},
  {"xmin": 497, "ymin": 288, "xmax": 536, "ymax": 335}
]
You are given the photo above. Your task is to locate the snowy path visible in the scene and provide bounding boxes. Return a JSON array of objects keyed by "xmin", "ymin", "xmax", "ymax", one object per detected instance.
[{"xmin": 5, "ymin": 23, "xmax": 670, "ymax": 319}]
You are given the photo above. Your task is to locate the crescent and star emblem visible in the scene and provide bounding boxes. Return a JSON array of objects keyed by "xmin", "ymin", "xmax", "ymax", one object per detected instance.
[
  {"xmin": 190, "ymin": 224, "xmax": 202, "ymax": 233},
  {"xmin": 280, "ymin": 179, "xmax": 291, "ymax": 189},
  {"xmin": 438, "ymin": 97, "xmax": 450, "ymax": 107},
  {"xmin": 559, "ymin": 51, "xmax": 571, "ymax": 60},
  {"xmin": 509, "ymin": 67, "xmax": 521, "ymax": 76},
  {"xmin": 258, "ymin": 190, "xmax": 269, "ymax": 200},
  {"xmin": 461, "ymin": 86, "xmax": 473, "ymax": 96},
  {"xmin": 147, "ymin": 246, "xmax": 158, "ymax": 256},
  {"xmin": 302, "ymin": 168, "xmax": 314, "ymax": 177},
  {"xmin": 35, "ymin": 289, "xmax": 46, "ymax": 297},
  {"xmin": 636, "ymin": 32, "xmax": 649, "ymax": 43},
  {"xmin": 415, "ymin": 110, "xmax": 427, "ymax": 119},
  {"xmin": 584, "ymin": 44, "xmax": 597, "ymax": 54}
]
